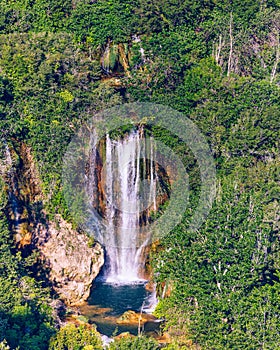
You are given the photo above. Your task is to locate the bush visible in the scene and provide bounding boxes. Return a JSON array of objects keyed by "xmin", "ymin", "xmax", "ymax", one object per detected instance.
[
  {"xmin": 48, "ymin": 324, "xmax": 103, "ymax": 350},
  {"xmin": 109, "ymin": 335, "xmax": 160, "ymax": 350}
]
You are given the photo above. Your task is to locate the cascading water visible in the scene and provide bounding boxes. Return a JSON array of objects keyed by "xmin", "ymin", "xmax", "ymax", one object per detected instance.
[
  {"xmin": 104, "ymin": 129, "xmax": 156, "ymax": 282},
  {"xmin": 87, "ymin": 128, "xmax": 159, "ymax": 283},
  {"xmin": 78, "ymin": 127, "xmax": 172, "ymax": 336}
]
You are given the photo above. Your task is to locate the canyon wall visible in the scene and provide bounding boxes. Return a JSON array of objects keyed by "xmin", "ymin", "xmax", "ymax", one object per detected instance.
[{"xmin": 3, "ymin": 142, "xmax": 104, "ymax": 304}]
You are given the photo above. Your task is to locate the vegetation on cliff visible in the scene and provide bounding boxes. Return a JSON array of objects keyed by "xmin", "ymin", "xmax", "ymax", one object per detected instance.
[{"xmin": 0, "ymin": 0, "xmax": 280, "ymax": 349}]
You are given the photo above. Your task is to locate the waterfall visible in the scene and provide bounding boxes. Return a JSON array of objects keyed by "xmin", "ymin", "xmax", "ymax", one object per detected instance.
[
  {"xmin": 143, "ymin": 289, "xmax": 158, "ymax": 313},
  {"xmin": 105, "ymin": 129, "xmax": 156, "ymax": 282},
  {"xmin": 89, "ymin": 128, "xmax": 158, "ymax": 283}
]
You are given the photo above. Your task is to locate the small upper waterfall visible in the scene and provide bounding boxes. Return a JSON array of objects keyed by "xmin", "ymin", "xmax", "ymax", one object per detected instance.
[
  {"xmin": 87, "ymin": 127, "xmax": 162, "ymax": 283},
  {"xmin": 104, "ymin": 129, "xmax": 156, "ymax": 282}
]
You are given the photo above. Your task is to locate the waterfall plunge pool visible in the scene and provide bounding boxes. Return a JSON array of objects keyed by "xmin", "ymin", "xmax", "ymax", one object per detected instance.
[
  {"xmin": 79, "ymin": 281, "xmax": 161, "ymax": 337},
  {"xmin": 76, "ymin": 127, "xmax": 169, "ymax": 338}
]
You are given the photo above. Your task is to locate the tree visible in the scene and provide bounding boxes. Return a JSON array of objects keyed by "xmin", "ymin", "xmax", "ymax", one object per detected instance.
[{"xmin": 48, "ymin": 324, "xmax": 103, "ymax": 350}]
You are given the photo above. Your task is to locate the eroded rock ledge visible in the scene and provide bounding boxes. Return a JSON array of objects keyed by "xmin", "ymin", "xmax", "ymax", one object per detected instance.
[
  {"xmin": 40, "ymin": 215, "xmax": 104, "ymax": 305},
  {"xmin": 4, "ymin": 142, "xmax": 104, "ymax": 305}
]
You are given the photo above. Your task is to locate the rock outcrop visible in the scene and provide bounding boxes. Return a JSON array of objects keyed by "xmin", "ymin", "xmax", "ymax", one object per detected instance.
[
  {"xmin": 116, "ymin": 310, "xmax": 156, "ymax": 325},
  {"xmin": 4, "ymin": 142, "xmax": 104, "ymax": 305},
  {"xmin": 40, "ymin": 215, "xmax": 104, "ymax": 305}
]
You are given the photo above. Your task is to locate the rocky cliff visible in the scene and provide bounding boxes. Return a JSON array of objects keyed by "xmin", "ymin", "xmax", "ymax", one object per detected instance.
[
  {"xmin": 40, "ymin": 215, "xmax": 104, "ymax": 305},
  {"xmin": 3, "ymin": 142, "xmax": 104, "ymax": 305}
]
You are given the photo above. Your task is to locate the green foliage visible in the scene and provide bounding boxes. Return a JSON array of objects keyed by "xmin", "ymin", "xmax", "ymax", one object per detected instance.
[
  {"xmin": 0, "ymin": 178, "xmax": 55, "ymax": 349},
  {"xmin": 0, "ymin": 0, "xmax": 72, "ymax": 33},
  {"xmin": 69, "ymin": 0, "xmax": 135, "ymax": 46},
  {"xmin": 87, "ymin": 236, "xmax": 95, "ymax": 248},
  {"xmin": 48, "ymin": 324, "xmax": 103, "ymax": 350},
  {"xmin": 109, "ymin": 335, "xmax": 160, "ymax": 350},
  {"xmin": 0, "ymin": 31, "xmax": 123, "ymax": 218},
  {"xmin": 0, "ymin": 1, "xmax": 280, "ymax": 349},
  {"xmin": 153, "ymin": 154, "xmax": 280, "ymax": 348}
]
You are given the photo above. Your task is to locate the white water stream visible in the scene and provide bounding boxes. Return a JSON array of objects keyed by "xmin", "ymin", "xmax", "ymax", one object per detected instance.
[{"xmin": 101, "ymin": 130, "xmax": 157, "ymax": 282}]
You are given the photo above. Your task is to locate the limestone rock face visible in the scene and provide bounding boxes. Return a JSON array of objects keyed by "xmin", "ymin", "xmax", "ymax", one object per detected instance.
[
  {"xmin": 40, "ymin": 215, "xmax": 104, "ymax": 305},
  {"xmin": 4, "ymin": 143, "xmax": 104, "ymax": 305}
]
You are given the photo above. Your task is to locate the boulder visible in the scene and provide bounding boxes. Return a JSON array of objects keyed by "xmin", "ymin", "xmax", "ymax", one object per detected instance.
[
  {"xmin": 116, "ymin": 310, "xmax": 156, "ymax": 325},
  {"xmin": 40, "ymin": 215, "xmax": 104, "ymax": 305}
]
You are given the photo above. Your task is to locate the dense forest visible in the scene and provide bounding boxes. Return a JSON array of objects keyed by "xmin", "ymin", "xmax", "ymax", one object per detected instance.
[{"xmin": 0, "ymin": 0, "xmax": 280, "ymax": 349}]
